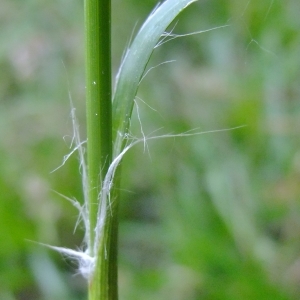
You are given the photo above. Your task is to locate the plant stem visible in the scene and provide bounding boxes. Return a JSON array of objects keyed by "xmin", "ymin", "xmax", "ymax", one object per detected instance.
[{"xmin": 84, "ymin": 0, "xmax": 117, "ymax": 299}]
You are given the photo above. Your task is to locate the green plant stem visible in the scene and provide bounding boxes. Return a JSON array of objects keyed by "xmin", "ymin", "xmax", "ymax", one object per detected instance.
[
  {"xmin": 89, "ymin": 170, "xmax": 120, "ymax": 300},
  {"xmin": 84, "ymin": 0, "xmax": 117, "ymax": 299},
  {"xmin": 85, "ymin": 0, "xmax": 111, "ymax": 250}
]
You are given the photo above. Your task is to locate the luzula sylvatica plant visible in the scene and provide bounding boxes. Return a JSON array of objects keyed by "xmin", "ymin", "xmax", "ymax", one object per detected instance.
[{"xmin": 47, "ymin": 0, "xmax": 223, "ymax": 299}]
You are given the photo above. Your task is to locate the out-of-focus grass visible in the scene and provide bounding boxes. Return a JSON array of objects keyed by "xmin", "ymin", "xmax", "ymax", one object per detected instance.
[{"xmin": 0, "ymin": 0, "xmax": 299, "ymax": 299}]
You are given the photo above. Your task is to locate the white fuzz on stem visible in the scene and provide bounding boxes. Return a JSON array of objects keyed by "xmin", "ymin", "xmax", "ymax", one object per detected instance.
[{"xmin": 46, "ymin": 114, "xmax": 243, "ymax": 279}]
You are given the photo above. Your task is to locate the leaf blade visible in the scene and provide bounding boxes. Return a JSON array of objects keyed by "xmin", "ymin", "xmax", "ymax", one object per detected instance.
[{"xmin": 112, "ymin": 0, "xmax": 198, "ymax": 156}]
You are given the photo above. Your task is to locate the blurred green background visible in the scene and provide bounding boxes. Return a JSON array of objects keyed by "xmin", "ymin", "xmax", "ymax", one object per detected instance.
[{"xmin": 1, "ymin": 0, "xmax": 300, "ymax": 299}]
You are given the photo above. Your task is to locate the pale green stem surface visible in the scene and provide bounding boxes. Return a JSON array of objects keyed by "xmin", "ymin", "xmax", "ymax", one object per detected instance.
[{"xmin": 84, "ymin": 0, "xmax": 117, "ymax": 299}]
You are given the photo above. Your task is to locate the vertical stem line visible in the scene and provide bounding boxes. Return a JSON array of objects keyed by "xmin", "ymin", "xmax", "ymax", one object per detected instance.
[
  {"xmin": 85, "ymin": 0, "xmax": 117, "ymax": 299},
  {"xmin": 85, "ymin": 0, "xmax": 111, "ymax": 254}
]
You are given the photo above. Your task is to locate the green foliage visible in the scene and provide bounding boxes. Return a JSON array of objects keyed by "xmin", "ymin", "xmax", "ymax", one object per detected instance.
[{"xmin": 1, "ymin": 0, "xmax": 300, "ymax": 299}]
